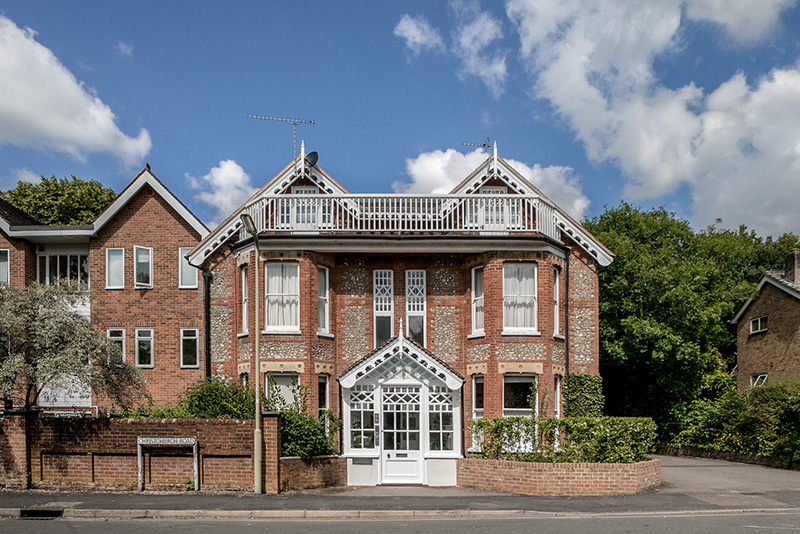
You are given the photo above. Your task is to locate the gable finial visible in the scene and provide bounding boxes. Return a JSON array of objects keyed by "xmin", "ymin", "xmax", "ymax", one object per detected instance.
[
  {"xmin": 300, "ymin": 140, "xmax": 305, "ymax": 175},
  {"xmin": 398, "ymin": 319, "xmax": 404, "ymax": 351},
  {"xmin": 493, "ymin": 141, "xmax": 498, "ymax": 174}
]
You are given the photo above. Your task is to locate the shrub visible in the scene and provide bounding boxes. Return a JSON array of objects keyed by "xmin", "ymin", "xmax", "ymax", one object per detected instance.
[
  {"xmin": 671, "ymin": 382, "xmax": 800, "ymax": 466},
  {"xmin": 473, "ymin": 416, "xmax": 656, "ymax": 463},
  {"xmin": 564, "ymin": 373, "xmax": 604, "ymax": 417}
]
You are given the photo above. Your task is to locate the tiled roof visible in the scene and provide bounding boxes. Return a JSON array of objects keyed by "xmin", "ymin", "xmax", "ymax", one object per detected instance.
[
  {"xmin": 0, "ymin": 198, "xmax": 42, "ymax": 227},
  {"xmin": 763, "ymin": 270, "xmax": 800, "ymax": 294}
]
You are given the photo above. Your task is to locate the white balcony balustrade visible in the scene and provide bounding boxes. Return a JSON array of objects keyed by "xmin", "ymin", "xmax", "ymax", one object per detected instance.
[{"xmin": 239, "ymin": 194, "xmax": 559, "ymax": 241}]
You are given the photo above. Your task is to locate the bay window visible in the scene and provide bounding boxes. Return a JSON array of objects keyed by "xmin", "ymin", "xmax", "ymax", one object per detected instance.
[
  {"xmin": 503, "ymin": 262, "xmax": 537, "ymax": 333},
  {"xmin": 265, "ymin": 262, "xmax": 299, "ymax": 331}
]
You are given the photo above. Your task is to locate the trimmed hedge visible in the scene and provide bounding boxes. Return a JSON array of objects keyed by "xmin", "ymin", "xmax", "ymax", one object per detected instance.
[
  {"xmin": 473, "ymin": 416, "xmax": 656, "ymax": 463},
  {"xmin": 564, "ymin": 373, "xmax": 605, "ymax": 417}
]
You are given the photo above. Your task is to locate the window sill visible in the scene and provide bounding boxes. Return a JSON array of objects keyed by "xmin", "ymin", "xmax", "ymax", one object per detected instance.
[
  {"xmin": 134, "ymin": 286, "xmax": 153, "ymax": 290},
  {"xmin": 136, "ymin": 364, "xmax": 154, "ymax": 369},
  {"xmin": 501, "ymin": 330, "xmax": 541, "ymax": 337},
  {"xmin": 105, "ymin": 286, "xmax": 124, "ymax": 290},
  {"xmin": 467, "ymin": 332, "xmax": 485, "ymax": 339},
  {"xmin": 262, "ymin": 330, "xmax": 302, "ymax": 335},
  {"xmin": 178, "ymin": 285, "xmax": 199, "ymax": 290},
  {"xmin": 553, "ymin": 334, "xmax": 565, "ymax": 340},
  {"xmin": 750, "ymin": 330, "xmax": 767, "ymax": 336},
  {"xmin": 180, "ymin": 365, "xmax": 200, "ymax": 369},
  {"xmin": 317, "ymin": 332, "xmax": 334, "ymax": 339},
  {"xmin": 237, "ymin": 332, "xmax": 249, "ymax": 338}
]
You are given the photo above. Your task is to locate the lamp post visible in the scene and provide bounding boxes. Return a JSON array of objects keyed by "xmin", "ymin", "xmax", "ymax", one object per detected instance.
[{"xmin": 240, "ymin": 212, "xmax": 262, "ymax": 494}]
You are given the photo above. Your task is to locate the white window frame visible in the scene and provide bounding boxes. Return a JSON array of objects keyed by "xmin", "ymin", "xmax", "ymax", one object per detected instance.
[
  {"xmin": 405, "ymin": 269, "xmax": 426, "ymax": 346},
  {"xmin": 554, "ymin": 375, "xmax": 562, "ymax": 419},
  {"xmin": 40, "ymin": 252, "xmax": 90, "ymax": 288},
  {"xmin": 135, "ymin": 328, "xmax": 154, "ymax": 368},
  {"xmin": 106, "ymin": 248, "xmax": 124, "ymax": 289},
  {"xmin": 373, "ymin": 269, "xmax": 394, "ymax": 348},
  {"xmin": 502, "ymin": 262, "xmax": 538, "ymax": 335},
  {"xmin": 178, "ymin": 247, "xmax": 197, "ymax": 289},
  {"xmin": 264, "ymin": 262, "xmax": 300, "ymax": 333},
  {"xmin": 292, "ymin": 185, "xmax": 319, "ymax": 227},
  {"xmin": 107, "ymin": 328, "xmax": 125, "ymax": 364},
  {"xmin": 180, "ymin": 328, "xmax": 199, "ymax": 368},
  {"xmin": 317, "ymin": 266, "xmax": 330, "ymax": 335},
  {"xmin": 240, "ymin": 264, "xmax": 248, "ymax": 334},
  {"xmin": 502, "ymin": 374, "xmax": 538, "ymax": 417},
  {"xmin": 134, "ymin": 246, "xmax": 153, "ymax": 289},
  {"xmin": 471, "ymin": 266, "xmax": 484, "ymax": 336},
  {"xmin": 318, "ymin": 374, "xmax": 329, "ymax": 417},
  {"xmin": 266, "ymin": 372, "xmax": 298, "ymax": 406},
  {"xmin": 750, "ymin": 316, "xmax": 768, "ymax": 334},
  {"xmin": 751, "ymin": 373, "xmax": 768, "ymax": 387},
  {"xmin": 553, "ymin": 266, "xmax": 561, "ymax": 337},
  {"xmin": 0, "ymin": 249, "xmax": 8, "ymax": 284}
]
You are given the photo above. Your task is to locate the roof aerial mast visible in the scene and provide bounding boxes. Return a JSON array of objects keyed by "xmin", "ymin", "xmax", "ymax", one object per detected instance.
[
  {"xmin": 246, "ymin": 114, "xmax": 315, "ymax": 159},
  {"xmin": 462, "ymin": 137, "xmax": 492, "ymax": 154}
]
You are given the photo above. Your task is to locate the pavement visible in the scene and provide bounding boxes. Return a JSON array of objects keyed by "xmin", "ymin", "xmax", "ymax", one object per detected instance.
[{"xmin": 2, "ymin": 455, "xmax": 800, "ymax": 520}]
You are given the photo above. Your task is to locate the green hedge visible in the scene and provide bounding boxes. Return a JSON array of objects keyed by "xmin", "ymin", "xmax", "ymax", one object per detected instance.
[
  {"xmin": 473, "ymin": 416, "xmax": 656, "ymax": 463},
  {"xmin": 671, "ymin": 383, "xmax": 800, "ymax": 466},
  {"xmin": 564, "ymin": 373, "xmax": 605, "ymax": 417}
]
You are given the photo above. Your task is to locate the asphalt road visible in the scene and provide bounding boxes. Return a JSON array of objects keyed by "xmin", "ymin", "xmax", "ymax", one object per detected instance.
[{"xmin": 3, "ymin": 513, "xmax": 800, "ymax": 534}]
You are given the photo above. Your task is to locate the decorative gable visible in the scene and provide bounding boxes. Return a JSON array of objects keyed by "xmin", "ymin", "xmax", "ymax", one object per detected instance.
[{"xmin": 339, "ymin": 329, "xmax": 463, "ymax": 390}]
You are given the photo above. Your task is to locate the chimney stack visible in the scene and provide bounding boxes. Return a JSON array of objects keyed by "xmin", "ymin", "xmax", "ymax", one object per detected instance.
[{"xmin": 785, "ymin": 249, "xmax": 800, "ymax": 282}]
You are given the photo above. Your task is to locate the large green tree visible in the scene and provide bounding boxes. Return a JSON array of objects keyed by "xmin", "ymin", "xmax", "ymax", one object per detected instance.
[
  {"xmin": 584, "ymin": 203, "xmax": 799, "ymax": 437},
  {"xmin": 2, "ymin": 175, "xmax": 117, "ymax": 226},
  {"xmin": 0, "ymin": 283, "xmax": 144, "ymax": 411}
]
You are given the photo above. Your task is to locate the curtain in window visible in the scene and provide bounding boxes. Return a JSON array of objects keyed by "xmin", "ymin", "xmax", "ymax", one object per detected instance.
[
  {"xmin": 472, "ymin": 268, "xmax": 484, "ymax": 331},
  {"xmin": 503, "ymin": 263, "xmax": 536, "ymax": 329},
  {"xmin": 266, "ymin": 263, "xmax": 299, "ymax": 328}
]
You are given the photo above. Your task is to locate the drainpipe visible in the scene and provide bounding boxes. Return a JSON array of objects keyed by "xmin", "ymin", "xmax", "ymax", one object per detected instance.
[
  {"xmin": 460, "ymin": 383, "xmax": 466, "ymax": 458},
  {"xmin": 202, "ymin": 271, "xmax": 213, "ymax": 379},
  {"xmin": 564, "ymin": 247, "xmax": 571, "ymax": 414}
]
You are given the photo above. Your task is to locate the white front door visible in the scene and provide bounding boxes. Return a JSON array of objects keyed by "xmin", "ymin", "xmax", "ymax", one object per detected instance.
[{"xmin": 380, "ymin": 385, "xmax": 423, "ymax": 484}]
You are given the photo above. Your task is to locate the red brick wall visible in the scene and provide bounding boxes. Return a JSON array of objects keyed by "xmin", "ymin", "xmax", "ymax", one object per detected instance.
[
  {"xmin": 90, "ymin": 185, "xmax": 205, "ymax": 407},
  {"xmin": 1, "ymin": 414, "xmax": 281, "ymax": 493},
  {"xmin": 0, "ymin": 230, "xmax": 36, "ymax": 288},
  {"xmin": 457, "ymin": 458, "xmax": 660, "ymax": 496},
  {"xmin": 279, "ymin": 455, "xmax": 346, "ymax": 491}
]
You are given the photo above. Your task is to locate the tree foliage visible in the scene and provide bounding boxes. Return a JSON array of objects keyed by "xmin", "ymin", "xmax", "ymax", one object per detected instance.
[
  {"xmin": 2, "ymin": 175, "xmax": 117, "ymax": 225},
  {"xmin": 0, "ymin": 283, "xmax": 144, "ymax": 411},
  {"xmin": 584, "ymin": 203, "xmax": 799, "ymax": 437}
]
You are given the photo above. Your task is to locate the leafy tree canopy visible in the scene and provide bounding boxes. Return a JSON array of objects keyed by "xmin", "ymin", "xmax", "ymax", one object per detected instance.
[
  {"xmin": 0, "ymin": 283, "xmax": 144, "ymax": 411},
  {"xmin": 2, "ymin": 175, "xmax": 117, "ymax": 226},
  {"xmin": 584, "ymin": 203, "xmax": 799, "ymax": 437}
]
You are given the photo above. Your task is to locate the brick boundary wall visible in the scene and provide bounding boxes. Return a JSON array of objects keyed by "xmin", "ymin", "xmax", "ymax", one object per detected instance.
[
  {"xmin": 457, "ymin": 458, "xmax": 661, "ymax": 496},
  {"xmin": 279, "ymin": 455, "xmax": 346, "ymax": 492},
  {"xmin": 1, "ymin": 413, "xmax": 281, "ymax": 493}
]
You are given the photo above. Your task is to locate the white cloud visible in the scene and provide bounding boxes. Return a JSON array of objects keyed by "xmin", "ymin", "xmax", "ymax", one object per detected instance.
[
  {"xmin": 116, "ymin": 41, "xmax": 133, "ymax": 56},
  {"xmin": 393, "ymin": 148, "xmax": 590, "ymax": 220},
  {"xmin": 394, "ymin": 14, "xmax": 445, "ymax": 56},
  {"xmin": 505, "ymin": 0, "xmax": 800, "ymax": 235},
  {"xmin": 450, "ymin": 0, "xmax": 508, "ymax": 98},
  {"xmin": 0, "ymin": 16, "xmax": 151, "ymax": 166},
  {"xmin": 686, "ymin": 0, "xmax": 795, "ymax": 43},
  {"xmin": 189, "ymin": 160, "xmax": 257, "ymax": 227},
  {"xmin": 0, "ymin": 167, "xmax": 40, "ymax": 190}
]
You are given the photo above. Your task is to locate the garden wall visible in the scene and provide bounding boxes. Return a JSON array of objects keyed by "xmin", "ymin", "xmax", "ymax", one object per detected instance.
[
  {"xmin": 457, "ymin": 458, "xmax": 661, "ymax": 496},
  {"xmin": 0, "ymin": 413, "xmax": 281, "ymax": 492},
  {"xmin": 279, "ymin": 455, "xmax": 346, "ymax": 492}
]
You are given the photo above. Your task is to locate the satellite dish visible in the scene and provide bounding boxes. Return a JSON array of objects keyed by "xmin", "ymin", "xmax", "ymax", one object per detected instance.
[{"xmin": 305, "ymin": 151, "xmax": 319, "ymax": 168}]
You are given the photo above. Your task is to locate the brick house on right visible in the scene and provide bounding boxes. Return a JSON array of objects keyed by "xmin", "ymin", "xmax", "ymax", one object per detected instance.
[{"xmin": 732, "ymin": 250, "xmax": 800, "ymax": 389}]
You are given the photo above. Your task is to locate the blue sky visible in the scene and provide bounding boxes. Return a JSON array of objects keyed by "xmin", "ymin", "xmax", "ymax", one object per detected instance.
[{"xmin": 2, "ymin": 1, "xmax": 800, "ymax": 235}]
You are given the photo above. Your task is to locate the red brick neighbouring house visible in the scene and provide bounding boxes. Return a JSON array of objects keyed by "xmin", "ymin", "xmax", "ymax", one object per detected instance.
[
  {"xmin": 732, "ymin": 250, "xmax": 800, "ymax": 389},
  {"xmin": 0, "ymin": 167, "xmax": 209, "ymax": 410},
  {"xmin": 188, "ymin": 145, "xmax": 614, "ymax": 486}
]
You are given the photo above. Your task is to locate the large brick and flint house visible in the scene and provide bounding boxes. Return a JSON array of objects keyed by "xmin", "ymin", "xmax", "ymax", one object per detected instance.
[
  {"xmin": 188, "ymin": 144, "xmax": 613, "ymax": 485},
  {"xmin": 0, "ymin": 145, "xmax": 612, "ymax": 486}
]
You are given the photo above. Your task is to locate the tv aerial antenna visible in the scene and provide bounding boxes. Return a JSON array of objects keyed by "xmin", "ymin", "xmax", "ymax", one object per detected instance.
[
  {"xmin": 463, "ymin": 137, "xmax": 492, "ymax": 154},
  {"xmin": 246, "ymin": 115, "xmax": 315, "ymax": 158}
]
